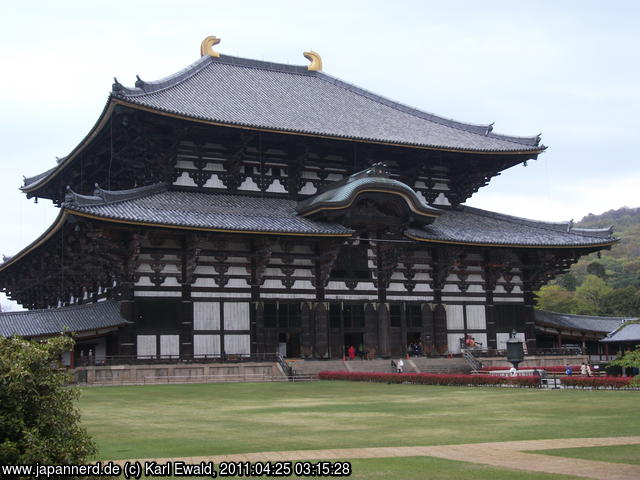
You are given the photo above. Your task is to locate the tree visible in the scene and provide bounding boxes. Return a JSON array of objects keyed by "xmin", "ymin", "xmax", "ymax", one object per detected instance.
[
  {"xmin": 556, "ymin": 272, "xmax": 578, "ymax": 291},
  {"xmin": 586, "ymin": 261, "xmax": 607, "ymax": 279},
  {"xmin": 608, "ymin": 345, "xmax": 640, "ymax": 385},
  {"xmin": 535, "ymin": 285, "xmax": 575, "ymax": 312},
  {"xmin": 601, "ymin": 287, "xmax": 640, "ymax": 317},
  {"xmin": 573, "ymin": 274, "xmax": 613, "ymax": 315},
  {"xmin": 0, "ymin": 335, "xmax": 96, "ymax": 478}
]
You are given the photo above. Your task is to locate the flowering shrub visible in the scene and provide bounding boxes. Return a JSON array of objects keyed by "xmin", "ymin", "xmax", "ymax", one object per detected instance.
[
  {"xmin": 480, "ymin": 365, "xmax": 578, "ymax": 373},
  {"xmin": 318, "ymin": 371, "xmax": 540, "ymax": 387},
  {"xmin": 561, "ymin": 376, "xmax": 634, "ymax": 389}
]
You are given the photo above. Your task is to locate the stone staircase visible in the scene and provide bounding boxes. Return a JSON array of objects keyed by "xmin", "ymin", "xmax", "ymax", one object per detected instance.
[{"xmin": 289, "ymin": 357, "xmax": 470, "ymax": 377}]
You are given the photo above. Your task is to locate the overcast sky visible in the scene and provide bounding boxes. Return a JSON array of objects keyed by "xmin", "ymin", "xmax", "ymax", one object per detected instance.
[{"xmin": 0, "ymin": 1, "xmax": 639, "ymax": 307}]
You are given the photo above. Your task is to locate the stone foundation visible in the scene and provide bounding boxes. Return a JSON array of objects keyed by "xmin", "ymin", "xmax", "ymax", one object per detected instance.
[{"xmin": 72, "ymin": 362, "xmax": 284, "ymax": 385}]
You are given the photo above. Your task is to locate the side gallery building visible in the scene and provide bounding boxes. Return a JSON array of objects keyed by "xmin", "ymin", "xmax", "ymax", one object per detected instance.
[{"xmin": 0, "ymin": 38, "xmax": 616, "ymax": 362}]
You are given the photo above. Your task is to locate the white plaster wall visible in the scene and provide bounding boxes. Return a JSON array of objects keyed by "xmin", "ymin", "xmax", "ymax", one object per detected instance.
[
  {"xmin": 194, "ymin": 302, "xmax": 220, "ymax": 330},
  {"xmin": 224, "ymin": 302, "xmax": 250, "ymax": 330}
]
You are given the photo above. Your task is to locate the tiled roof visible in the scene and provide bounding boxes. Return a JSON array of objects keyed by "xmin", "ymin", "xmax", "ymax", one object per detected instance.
[
  {"xmin": 112, "ymin": 54, "xmax": 543, "ymax": 153},
  {"xmin": 297, "ymin": 164, "xmax": 442, "ymax": 219},
  {"xmin": 0, "ymin": 300, "xmax": 130, "ymax": 338},
  {"xmin": 535, "ymin": 310, "xmax": 631, "ymax": 334},
  {"xmin": 65, "ymin": 184, "xmax": 352, "ymax": 236},
  {"xmin": 62, "ymin": 184, "xmax": 615, "ymax": 247},
  {"xmin": 601, "ymin": 321, "xmax": 640, "ymax": 343},
  {"xmin": 407, "ymin": 206, "xmax": 616, "ymax": 247}
]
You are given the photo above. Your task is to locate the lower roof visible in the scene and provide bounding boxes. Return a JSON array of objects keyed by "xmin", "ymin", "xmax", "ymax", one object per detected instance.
[
  {"xmin": 62, "ymin": 184, "xmax": 615, "ymax": 248},
  {"xmin": 0, "ymin": 185, "xmax": 617, "ymax": 275},
  {"xmin": 601, "ymin": 321, "xmax": 640, "ymax": 343},
  {"xmin": 66, "ymin": 184, "xmax": 352, "ymax": 236},
  {"xmin": 535, "ymin": 310, "xmax": 633, "ymax": 334},
  {"xmin": 0, "ymin": 300, "xmax": 130, "ymax": 338}
]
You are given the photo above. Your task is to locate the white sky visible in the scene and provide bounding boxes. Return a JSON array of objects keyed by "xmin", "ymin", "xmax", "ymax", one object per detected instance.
[{"xmin": 0, "ymin": 1, "xmax": 639, "ymax": 308}]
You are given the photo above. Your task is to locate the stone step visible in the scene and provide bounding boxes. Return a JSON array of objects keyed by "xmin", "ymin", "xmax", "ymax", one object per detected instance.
[{"xmin": 290, "ymin": 357, "xmax": 471, "ymax": 376}]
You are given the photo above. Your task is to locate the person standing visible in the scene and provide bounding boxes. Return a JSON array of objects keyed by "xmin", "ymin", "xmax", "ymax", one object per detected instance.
[
  {"xmin": 348, "ymin": 345, "xmax": 356, "ymax": 361},
  {"xmin": 397, "ymin": 358, "xmax": 404, "ymax": 373}
]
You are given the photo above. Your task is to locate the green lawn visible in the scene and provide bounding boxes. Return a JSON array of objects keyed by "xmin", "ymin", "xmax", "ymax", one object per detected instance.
[
  {"xmin": 531, "ymin": 444, "xmax": 640, "ymax": 466},
  {"xmin": 79, "ymin": 381, "xmax": 639, "ymax": 479}
]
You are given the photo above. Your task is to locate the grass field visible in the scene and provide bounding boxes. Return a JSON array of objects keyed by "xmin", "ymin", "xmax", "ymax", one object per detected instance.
[
  {"xmin": 79, "ymin": 381, "xmax": 639, "ymax": 479},
  {"xmin": 532, "ymin": 444, "xmax": 640, "ymax": 465}
]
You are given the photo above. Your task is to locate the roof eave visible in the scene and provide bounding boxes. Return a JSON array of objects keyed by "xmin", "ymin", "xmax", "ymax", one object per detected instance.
[
  {"xmin": 112, "ymin": 99, "xmax": 547, "ymax": 156},
  {"xmin": 20, "ymin": 97, "xmax": 118, "ymax": 195}
]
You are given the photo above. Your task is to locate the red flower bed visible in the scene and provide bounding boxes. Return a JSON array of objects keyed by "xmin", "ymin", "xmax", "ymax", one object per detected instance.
[
  {"xmin": 561, "ymin": 376, "xmax": 633, "ymax": 389},
  {"xmin": 318, "ymin": 371, "xmax": 540, "ymax": 387},
  {"xmin": 480, "ymin": 365, "xmax": 577, "ymax": 373}
]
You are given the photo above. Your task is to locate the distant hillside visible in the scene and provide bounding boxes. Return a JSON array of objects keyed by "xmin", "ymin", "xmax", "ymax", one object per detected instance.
[
  {"xmin": 537, "ymin": 206, "xmax": 640, "ymax": 317},
  {"xmin": 570, "ymin": 206, "xmax": 640, "ymax": 288},
  {"xmin": 577, "ymin": 207, "xmax": 640, "ymax": 260}
]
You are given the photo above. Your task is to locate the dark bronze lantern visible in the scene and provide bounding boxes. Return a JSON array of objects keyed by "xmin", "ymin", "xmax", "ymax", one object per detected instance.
[{"xmin": 506, "ymin": 329, "xmax": 524, "ymax": 370}]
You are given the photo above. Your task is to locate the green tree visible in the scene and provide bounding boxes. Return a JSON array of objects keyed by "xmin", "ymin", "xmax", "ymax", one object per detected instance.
[
  {"xmin": 608, "ymin": 345, "xmax": 640, "ymax": 385},
  {"xmin": 586, "ymin": 261, "xmax": 607, "ymax": 279},
  {"xmin": 601, "ymin": 287, "xmax": 640, "ymax": 316},
  {"xmin": 573, "ymin": 274, "xmax": 613, "ymax": 315},
  {"xmin": 556, "ymin": 273, "xmax": 578, "ymax": 291},
  {"xmin": 535, "ymin": 285, "xmax": 575, "ymax": 312},
  {"xmin": 0, "ymin": 335, "xmax": 96, "ymax": 479}
]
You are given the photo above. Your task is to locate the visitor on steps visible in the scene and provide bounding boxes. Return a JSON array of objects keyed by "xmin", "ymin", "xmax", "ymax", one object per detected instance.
[{"xmin": 397, "ymin": 358, "xmax": 404, "ymax": 373}]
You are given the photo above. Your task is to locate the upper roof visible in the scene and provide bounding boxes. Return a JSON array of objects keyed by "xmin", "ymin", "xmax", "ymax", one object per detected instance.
[
  {"xmin": 535, "ymin": 310, "xmax": 632, "ymax": 334},
  {"xmin": 111, "ymin": 53, "xmax": 543, "ymax": 154},
  {"xmin": 601, "ymin": 321, "xmax": 640, "ymax": 343},
  {"xmin": 21, "ymin": 44, "xmax": 546, "ymax": 197},
  {"xmin": 407, "ymin": 206, "xmax": 616, "ymax": 248},
  {"xmin": 0, "ymin": 300, "xmax": 130, "ymax": 338}
]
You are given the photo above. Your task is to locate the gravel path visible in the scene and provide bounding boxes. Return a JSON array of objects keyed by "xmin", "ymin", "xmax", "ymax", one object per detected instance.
[{"xmin": 115, "ymin": 436, "xmax": 640, "ymax": 480}]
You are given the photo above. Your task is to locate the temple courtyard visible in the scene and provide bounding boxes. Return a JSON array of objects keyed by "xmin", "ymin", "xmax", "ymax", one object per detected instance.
[{"xmin": 79, "ymin": 381, "xmax": 639, "ymax": 479}]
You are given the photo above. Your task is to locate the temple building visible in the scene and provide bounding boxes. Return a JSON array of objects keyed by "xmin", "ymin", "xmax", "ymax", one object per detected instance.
[{"xmin": 0, "ymin": 37, "xmax": 618, "ymax": 364}]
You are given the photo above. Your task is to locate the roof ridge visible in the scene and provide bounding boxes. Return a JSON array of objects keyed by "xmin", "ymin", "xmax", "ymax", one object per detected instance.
[
  {"xmin": 64, "ymin": 182, "xmax": 167, "ymax": 208},
  {"xmin": 114, "ymin": 54, "xmax": 314, "ymax": 98},
  {"xmin": 537, "ymin": 309, "xmax": 633, "ymax": 321}
]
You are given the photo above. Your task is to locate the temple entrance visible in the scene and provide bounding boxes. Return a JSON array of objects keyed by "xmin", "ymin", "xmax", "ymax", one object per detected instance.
[
  {"xmin": 344, "ymin": 332, "xmax": 364, "ymax": 360},
  {"xmin": 407, "ymin": 331, "xmax": 423, "ymax": 356},
  {"xmin": 278, "ymin": 332, "xmax": 301, "ymax": 358}
]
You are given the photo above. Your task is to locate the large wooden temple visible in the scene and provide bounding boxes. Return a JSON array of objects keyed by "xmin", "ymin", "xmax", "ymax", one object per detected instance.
[{"xmin": 0, "ymin": 37, "xmax": 617, "ymax": 363}]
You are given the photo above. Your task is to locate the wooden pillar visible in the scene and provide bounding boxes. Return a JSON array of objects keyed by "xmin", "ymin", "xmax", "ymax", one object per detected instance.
[
  {"xmin": 118, "ymin": 300, "xmax": 136, "ymax": 357},
  {"xmin": 254, "ymin": 302, "xmax": 265, "ymax": 354},
  {"xmin": 364, "ymin": 302, "xmax": 378, "ymax": 356},
  {"xmin": 300, "ymin": 302, "xmax": 313, "ymax": 358},
  {"xmin": 314, "ymin": 302, "xmax": 329, "ymax": 358},
  {"xmin": 522, "ymin": 287, "xmax": 537, "ymax": 352},
  {"xmin": 377, "ymin": 303, "xmax": 391, "ymax": 357},
  {"xmin": 421, "ymin": 303, "xmax": 434, "ymax": 355},
  {"xmin": 433, "ymin": 303, "xmax": 447, "ymax": 355},
  {"xmin": 485, "ymin": 290, "xmax": 497, "ymax": 350}
]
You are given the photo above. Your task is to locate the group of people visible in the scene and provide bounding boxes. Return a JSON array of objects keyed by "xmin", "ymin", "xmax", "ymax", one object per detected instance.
[
  {"xmin": 407, "ymin": 341, "xmax": 423, "ymax": 357},
  {"xmin": 460, "ymin": 334, "xmax": 482, "ymax": 349},
  {"xmin": 565, "ymin": 363, "xmax": 593, "ymax": 376},
  {"xmin": 346, "ymin": 344, "xmax": 366, "ymax": 360}
]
